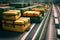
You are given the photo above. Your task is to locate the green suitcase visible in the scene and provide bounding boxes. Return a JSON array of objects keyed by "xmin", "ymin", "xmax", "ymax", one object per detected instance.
[{"xmin": 30, "ymin": 15, "xmax": 42, "ymax": 23}]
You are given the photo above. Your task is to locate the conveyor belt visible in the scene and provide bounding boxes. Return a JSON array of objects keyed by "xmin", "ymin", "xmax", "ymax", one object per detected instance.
[{"xmin": 25, "ymin": 23, "xmax": 40, "ymax": 40}]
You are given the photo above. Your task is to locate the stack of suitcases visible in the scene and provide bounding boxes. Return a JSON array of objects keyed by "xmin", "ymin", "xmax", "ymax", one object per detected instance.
[
  {"xmin": 23, "ymin": 11, "xmax": 42, "ymax": 23},
  {"xmin": 31, "ymin": 8, "xmax": 45, "ymax": 16},
  {"xmin": 2, "ymin": 10, "xmax": 30, "ymax": 32}
]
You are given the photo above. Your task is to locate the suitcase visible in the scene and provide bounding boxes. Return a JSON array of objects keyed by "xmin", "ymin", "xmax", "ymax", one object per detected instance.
[
  {"xmin": 3, "ymin": 10, "xmax": 21, "ymax": 20},
  {"xmin": 30, "ymin": 14, "xmax": 42, "ymax": 23},
  {"xmin": 32, "ymin": 8, "xmax": 45, "ymax": 12},
  {"xmin": 2, "ymin": 17, "xmax": 30, "ymax": 32},
  {"xmin": 32, "ymin": 8, "xmax": 45, "ymax": 16},
  {"xmin": 2, "ymin": 23, "xmax": 30, "ymax": 32},
  {"xmin": 23, "ymin": 11, "xmax": 40, "ymax": 17},
  {"xmin": 2, "ymin": 17, "xmax": 30, "ymax": 24}
]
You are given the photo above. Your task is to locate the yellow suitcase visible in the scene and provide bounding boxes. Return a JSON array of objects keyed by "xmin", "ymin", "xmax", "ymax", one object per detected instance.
[
  {"xmin": 3, "ymin": 10, "xmax": 21, "ymax": 20},
  {"xmin": 24, "ymin": 11, "xmax": 34, "ymax": 16},
  {"xmin": 32, "ymin": 8, "xmax": 45, "ymax": 12},
  {"xmin": 23, "ymin": 11, "xmax": 40, "ymax": 17},
  {"xmin": 2, "ymin": 17, "xmax": 30, "ymax": 24},
  {"xmin": 2, "ymin": 23, "xmax": 30, "ymax": 32},
  {"xmin": 34, "ymin": 11, "xmax": 40, "ymax": 16},
  {"xmin": 2, "ymin": 17, "xmax": 30, "ymax": 32}
]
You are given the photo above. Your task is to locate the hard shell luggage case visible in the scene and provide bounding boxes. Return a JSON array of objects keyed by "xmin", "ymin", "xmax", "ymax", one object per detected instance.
[
  {"xmin": 30, "ymin": 15, "xmax": 42, "ymax": 23},
  {"xmin": 2, "ymin": 17, "xmax": 30, "ymax": 32},
  {"xmin": 23, "ymin": 11, "xmax": 40, "ymax": 17},
  {"xmin": 3, "ymin": 10, "xmax": 21, "ymax": 20},
  {"xmin": 2, "ymin": 23, "xmax": 30, "ymax": 32},
  {"xmin": 32, "ymin": 8, "xmax": 45, "ymax": 16}
]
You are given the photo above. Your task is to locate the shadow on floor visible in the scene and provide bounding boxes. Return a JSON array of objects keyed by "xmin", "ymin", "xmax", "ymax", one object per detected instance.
[{"xmin": 0, "ymin": 27, "xmax": 23, "ymax": 38}]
